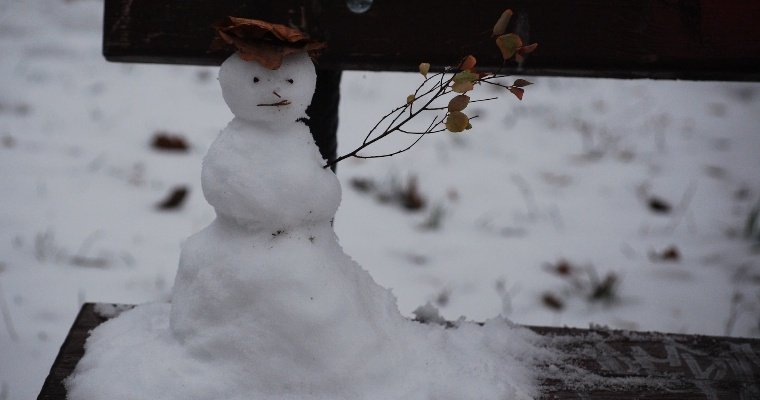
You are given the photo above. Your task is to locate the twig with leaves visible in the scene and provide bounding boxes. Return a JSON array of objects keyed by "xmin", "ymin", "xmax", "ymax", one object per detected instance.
[{"xmin": 324, "ymin": 9, "xmax": 537, "ymax": 169}]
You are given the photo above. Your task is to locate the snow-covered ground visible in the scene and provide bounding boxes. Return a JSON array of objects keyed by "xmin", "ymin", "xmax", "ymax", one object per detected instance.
[{"xmin": 1, "ymin": 1, "xmax": 759, "ymax": 399}]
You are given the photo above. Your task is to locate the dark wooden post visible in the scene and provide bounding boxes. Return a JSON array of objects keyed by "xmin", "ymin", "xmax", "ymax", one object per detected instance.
[{"xmin": 307, "ymin": 69, "xmax": 342, "ymax": 171}]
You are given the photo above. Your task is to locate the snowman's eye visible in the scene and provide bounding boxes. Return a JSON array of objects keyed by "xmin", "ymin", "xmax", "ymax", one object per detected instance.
[
  {"xmin": 287, "ymin": 79, "xmax": 294, "ymax": 84},
  {"xmin": 253, "ymin": 77, "xmax": 260, "ymax": 83}
]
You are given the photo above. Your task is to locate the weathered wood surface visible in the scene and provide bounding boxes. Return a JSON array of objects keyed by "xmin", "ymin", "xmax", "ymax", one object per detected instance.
[
  {"xmin": 532, "ymin": 326, "xmax": 760, "ymax": 399},
  {"xmin": 36, "ymin": 304, "xmax": 112, "ymax": 400},
  {"xmin": 103, "ymin": 0, "xmax": 760, "ymax": 81},
  {"xmin": 38, "ymin": 303, "xmax": 760, "ymax": 399}
]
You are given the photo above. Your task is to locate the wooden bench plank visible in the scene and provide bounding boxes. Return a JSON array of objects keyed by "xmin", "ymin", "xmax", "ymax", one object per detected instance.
[
  {"xmin": 104, "ymin": 0, "xmax": 760, "ymax": 81},
  {"xmin": 38, "ymin": 303, "xmax": 760, "ymax": 399},
  {"xmin": 36, "ymin": 304, "xmax": 112, "ymax": 400},
  {"xmin": 532, "ymin": 326, "xmax": 760, "ymax": 399}
]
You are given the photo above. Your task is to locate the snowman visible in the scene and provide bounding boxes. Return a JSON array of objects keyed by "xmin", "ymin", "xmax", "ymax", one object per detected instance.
[
  {"xmin": 66, "ymin": 19, "xmax": 546, "ymax": 400},
  {"xmin": 168, "ymin": 35, "xmax": 409, "ymax": 390}
]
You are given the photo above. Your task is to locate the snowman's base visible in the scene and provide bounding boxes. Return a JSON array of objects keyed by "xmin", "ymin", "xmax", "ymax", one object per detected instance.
[{"xmin": 39, "ymin": 303, "xmax": 760, "ymax": 400}]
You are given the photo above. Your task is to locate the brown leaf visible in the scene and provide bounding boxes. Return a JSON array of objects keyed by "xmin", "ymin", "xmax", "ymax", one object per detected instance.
[
  {"xmin": 213, "ymin": 16, "xmax": 326, "ymax": 70},
  {"xmin": 445, "ymin": 111, "xmax": 470, "ymax": 132},
  {"xmin": 460, "ymin": 55, "xmax": 477, "ymax": 71},
  {"xmin": 447, "ymin": 95, "xmax": 470, "ymax": 112},
  {"xmin": 519, "ymin": 42, "xmax": 538, "ymax": 55},
  {"xmin": 157, "ymin": 186, "xmax": 189, "ymax": 210},
  {"xmin": 541, "ymin": 293, "xmax": 564, "ymax": 311},
  {"xmin": 151, "ymin": 131, "xmax": 189, "ymax": 152},
  {"xmin": 508, "ymin": 87, "xmax": 524, "ymax": 100},
  {"xmin": 400, "ymin": 176, "xmax": 426, "ymax": 211},
  {"xmin": 512, "ymin": 79, "xmax": 533, "ymax": 88},
  {"xmin": 515, "ymin": 43, "xmax": 538, "ymax": 63},
  {"xmin": 406, "ymin": 94, "xmax": 416, "ymax": 105},
  {"xmin": 492, "ymin": 9, "xmax": 513, "ymax": 37},
  {"xmin": 549, "ymin": 259, "xmax": 575, "ymax": 276}
]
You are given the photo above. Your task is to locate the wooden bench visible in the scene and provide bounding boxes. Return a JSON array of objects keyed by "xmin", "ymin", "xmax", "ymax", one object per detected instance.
[
  {"xmin": 37, "ymin": 1, "xmax": 760, "ymax": 398},
  {"xmin": 103, "ymin": 0, "xmax": 760, "ymax": 78},
  {"xmin": 38, "ymin": 303, "xmax": 760, "ymax": 399},
  {"xmin": 102, "ymin": 0, "xmax": 760, "ymax": 165}
]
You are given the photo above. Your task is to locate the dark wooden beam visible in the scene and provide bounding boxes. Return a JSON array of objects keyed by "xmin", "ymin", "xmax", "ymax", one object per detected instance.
[
  {"xmin": 39, "ymin": 303, "xmax": 760, "ymax": 399},
  {"xmin": 103, "ymin": 0, "xmax": 760, "ymax": 81}
]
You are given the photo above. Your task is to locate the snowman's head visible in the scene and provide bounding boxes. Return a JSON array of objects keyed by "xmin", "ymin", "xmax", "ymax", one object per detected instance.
[{"xmin": 219, "ymin": 52, "xmax": 316, "ymax": 128}]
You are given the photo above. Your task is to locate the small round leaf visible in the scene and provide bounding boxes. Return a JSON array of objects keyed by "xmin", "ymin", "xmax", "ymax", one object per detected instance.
[
  {"xmin": 419, "ymin": 63, "xmax": 431, "ymax": 78},
  {"xmin": 446, "ymin": 111, "xmax": 470, "ymax": 133},
  {"xmin": 448, "ymin": 95, "xmax": 470, "ymax": 112}
]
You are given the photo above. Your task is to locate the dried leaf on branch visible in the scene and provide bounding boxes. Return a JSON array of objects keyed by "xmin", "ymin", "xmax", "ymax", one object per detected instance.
[
  {"xmin": 419, "ymin": 63, "xmax": 431, "ymax": 78},
  {"xmin": 212, "ymin": 16, "xmax": 326, "ymax": 70},
  {"xmin": 492, "ymin": 9, "xmax": 514, "ymax": 37},
  {"xmin": 447, "ymin": 95, "xmax": 470, "ymax": 112},
  {"xmin": 324, "ymin": 9, "xmax": 538, "ymax": 168}
]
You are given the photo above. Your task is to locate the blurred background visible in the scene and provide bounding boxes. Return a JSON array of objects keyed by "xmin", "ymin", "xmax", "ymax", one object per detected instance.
[{"xmin": 1, "ymin": 1, "xmax": 759, "ymax": 399}]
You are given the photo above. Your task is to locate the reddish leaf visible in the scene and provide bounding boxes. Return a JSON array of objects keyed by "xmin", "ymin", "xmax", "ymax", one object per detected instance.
[
  {"xmin": 508, "ymin": 87, "xmax": 524, "ymax": 100},
  {"xmin": 512, "ymin": 79, "xmax": 533, "ymax": 88},
  {"xmin": 520, "ymin": 42, "xmax": 539, "ymax": 55},
  {"xmin": 515, "ymin": 43, "xmax": 538, "ymax": 64},
  {"xmin": 460, "ymin": 55, "xmax": 477, "ymax": 71},
  {"xmin": 492, "ymin": 9, "xmax": 514, "ymax": 37}
]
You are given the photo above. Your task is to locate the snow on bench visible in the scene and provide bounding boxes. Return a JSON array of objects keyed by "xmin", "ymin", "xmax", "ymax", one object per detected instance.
[
  {"xmin": 36, "ymin": 2, "xmax": 760, "ymax": 398},
  {"xmin": 38, "ymin": 303, "xmax": 760, "ymax": 399}
]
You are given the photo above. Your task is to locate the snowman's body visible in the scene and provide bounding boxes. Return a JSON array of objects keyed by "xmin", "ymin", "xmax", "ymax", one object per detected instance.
[
  {"xmin": 171, "ymin": 52, "xmax": 404, "ymax": 386},
  {"xmin": 66, "ymin": 51, "xmax": 543, "ymax": 400}
]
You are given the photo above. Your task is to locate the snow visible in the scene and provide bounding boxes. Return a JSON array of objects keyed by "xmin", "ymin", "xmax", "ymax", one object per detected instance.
[
  {"xmin": 66, "ymin": 52, "xmax": 548, "ymax": 399},
  {"xmin": 1, "ymin": 1, "xmax": 759, "ymax": 399},
  {"xmin": 68, "ymin": 304, "xmax": 548, "ymax": 400}
]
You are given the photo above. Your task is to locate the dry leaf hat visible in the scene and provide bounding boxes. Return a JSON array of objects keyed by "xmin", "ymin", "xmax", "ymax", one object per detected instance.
[{"xmin": 213, "ymin": 16, "xmax": 327, "ymax": 70}]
